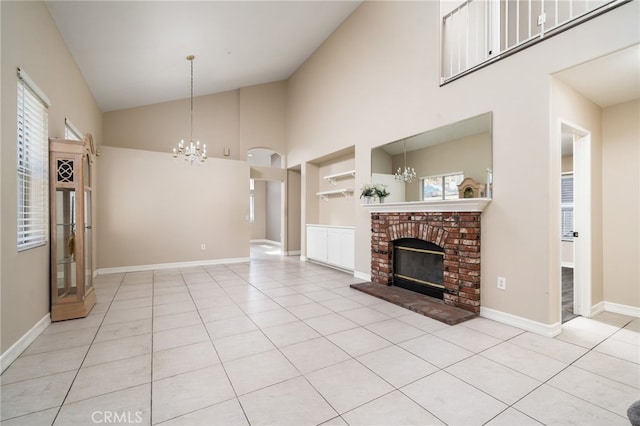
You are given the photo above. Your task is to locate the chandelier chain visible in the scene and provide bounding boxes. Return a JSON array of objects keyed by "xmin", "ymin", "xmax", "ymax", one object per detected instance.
[
  {"xmin": 172, "ymin": 54, "xmax": 207, "ymax": 165},
  {"xmin": 395, "ymin": 139, "xmax": 417, "ymax": 183},
  {"xmin": 189, "ymin": 55, "xmax": 193, "ymax": 142}
]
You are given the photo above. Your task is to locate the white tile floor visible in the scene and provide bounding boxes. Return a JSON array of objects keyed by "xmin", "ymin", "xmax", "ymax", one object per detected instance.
[{"xmin": 1, "ymin": 245, "xmax": 639, "ymax": 425}]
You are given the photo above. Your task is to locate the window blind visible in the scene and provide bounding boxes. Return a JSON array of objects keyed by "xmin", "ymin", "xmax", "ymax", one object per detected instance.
[
  {"xmin": 561, "ymin": 173, "xmax": 574, "ymax": 240},
  {"xmin": 17, "ymin": 68, "xmax": 49, "ymax": 251}
]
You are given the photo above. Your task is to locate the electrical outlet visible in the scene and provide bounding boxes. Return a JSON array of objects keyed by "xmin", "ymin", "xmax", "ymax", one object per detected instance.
[
  {"xmin": 497, "ymin": 276, "xmax": 506, "ymax": 290},
  {"xmin": 201, "ymin": 243, "xmax": 207, "ymax": 251}
]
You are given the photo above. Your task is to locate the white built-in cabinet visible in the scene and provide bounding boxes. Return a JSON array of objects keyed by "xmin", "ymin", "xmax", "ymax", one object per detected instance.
[{"xmin": 306, "ymin": 225, "xmax": 355, "ymax": 271}]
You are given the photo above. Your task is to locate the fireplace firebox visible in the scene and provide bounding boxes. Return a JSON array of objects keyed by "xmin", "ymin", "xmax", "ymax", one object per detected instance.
[{"xmin": 393, "ymin": 238, "xmax": 444, "ymax": 299}]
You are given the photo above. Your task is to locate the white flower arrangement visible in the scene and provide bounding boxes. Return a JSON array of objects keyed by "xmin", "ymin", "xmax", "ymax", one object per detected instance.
[
  {"xmin": 373, "ymin": 184, "xmax": 390, "ymax": 199},
  {"xmin": 360, "ymin": 184, "xmax": 375, "ymax": 198}
]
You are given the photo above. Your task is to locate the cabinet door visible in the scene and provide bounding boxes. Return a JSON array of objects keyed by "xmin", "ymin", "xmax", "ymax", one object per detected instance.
[
  {"xmin": 327, "ymin": 228, "xmax": 355, "ymax": 270},
  {"xmin": 55, "ymin": 187, "xmax": 79, "ymax": 299},
  {"xmin": 306, "ymin": 226, "xmax": 327, "ymax": 262}
]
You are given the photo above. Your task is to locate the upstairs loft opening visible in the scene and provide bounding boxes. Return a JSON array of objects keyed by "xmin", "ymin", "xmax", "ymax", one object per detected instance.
[{"xmin": 441, "ymin": 0, "xmax": 627, "ymax": 83}]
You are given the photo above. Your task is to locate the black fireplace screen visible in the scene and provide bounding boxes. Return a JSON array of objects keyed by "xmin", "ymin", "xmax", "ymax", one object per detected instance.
[{"xmin": 393, "ymin": 238, "xmax": 444, "ymax": 299}]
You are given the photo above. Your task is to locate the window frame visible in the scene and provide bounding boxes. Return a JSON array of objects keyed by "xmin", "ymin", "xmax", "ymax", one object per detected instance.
[
  {"xmin": 64, "ymin": 117, "xmax": 83, "ymax": 141},
  {"xmin": 421, "ymin": 172, "xmax": 464, "ymax": 201},
  {"xmin": 16, "ymin": 68, "xmax": 50, "ymax": 252}
]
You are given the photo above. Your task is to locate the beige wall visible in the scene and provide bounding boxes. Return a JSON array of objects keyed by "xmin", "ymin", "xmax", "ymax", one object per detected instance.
[
  {"xmin": 266, "ymin": 179, "xmax": 282, "ymax": 242},
  {"xmin": 240, "ymin": 82, "xmax": 287, "ymax": 159},
  {"xmin": 316, "ymin": 153, "xmax": 356, "ymax": 227},
  {"xmin": 287, "ymin": 0, "xmax": 639, "ymax": 325},
  {"xmin": 286, "ymin": 169, "xmax": 302, "ymax": 254},
  {"xmin": 0, "ymin": 1, "xmax": 102, "ymax": 354},
  {"xmin": 104, "ymin": 80, "xmax": 287, "ymax": 162},
  {"xmin": 102, "ymin": 80, "xmax": 288, "ymax": 264},
  {"xmin": 602, "ymin": 100, "xmax": 640, "ymax": 307},
  {"xmin": 97, "ymin": 146, "xmax": 250, "ymax": 269},
  {"xmin": 251, "ymin": 180, "xmax": 267, "ymax": 240},
  {"xmin": 104, "ymin": 90, "xmax": 241, "ymax": 159}
]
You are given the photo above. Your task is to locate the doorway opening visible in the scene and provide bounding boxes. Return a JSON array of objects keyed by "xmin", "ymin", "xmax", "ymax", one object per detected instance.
[
  {"xmin": 248, "ymin": 148, "xmax": 284, "ymax": 259},
  {"xmin": 560, "ymin": 121, "xmax": 592, "ymax": 322}
]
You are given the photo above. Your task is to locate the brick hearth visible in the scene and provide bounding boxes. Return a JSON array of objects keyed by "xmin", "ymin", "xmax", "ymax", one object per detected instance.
[{"xmin": 370, "ymin": 211, "xmax": 481, "ymax": 314}]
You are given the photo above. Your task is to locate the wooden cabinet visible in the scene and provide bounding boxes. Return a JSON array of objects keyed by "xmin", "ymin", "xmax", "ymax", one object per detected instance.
[
  {"xmin": 49, "ymin": 137, "xmax": 95, "ymax": 321},
  {"xmin": 306, "ymin": 225, "xmax": 355, "ymax": 271}
]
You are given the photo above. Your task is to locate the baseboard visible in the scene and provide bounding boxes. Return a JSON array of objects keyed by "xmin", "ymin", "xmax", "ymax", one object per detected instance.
[
  {"xmin": 603, "ymin": 301, "xmax": 640, "ymax": 318},
  {"xmin": 286, "ymin": 250, "xmax": 301, "ymax": 256},
  {"xmin": 480, "ymin": 306, "xmax": 562, "ymax": 337},
  {"xmin": 96, "ymin": 257, "xmax": 250, "ymax": 275},
  {"xmin": 1, "ymin": 313, "xmax": 50, "ymax": 373},
  {"xmin": 353, "ymin": 270, "xmax": 371, "ymax": 282},
  {"xmin": 591, "ymin": 301, "xmax": 605, "ymax": 317},
  {"xmin": 250, "ymin": 239, "xmax": 281, "ymax": 246},
  {"xmin": 300, "ymin": 255, "xmax": 307, "ymax": 262}
]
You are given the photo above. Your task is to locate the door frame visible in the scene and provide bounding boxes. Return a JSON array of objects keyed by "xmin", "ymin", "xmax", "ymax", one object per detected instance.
[{"xmin": 560, "ymin": 119, "xmax": 592, "ymax": 318}]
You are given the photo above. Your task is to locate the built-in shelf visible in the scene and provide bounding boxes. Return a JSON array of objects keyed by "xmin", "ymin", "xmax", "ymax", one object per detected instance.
[
  {"xmin": 323, "ymin": 170, "xmax": 356, "ymax": 185},
  {"xmin": 362, "ymin": 198, "xmax": 491, "ymax": 212},
  {"xmin": 317, "ymin": 188, "xmax": 354, "ymax": 200}
]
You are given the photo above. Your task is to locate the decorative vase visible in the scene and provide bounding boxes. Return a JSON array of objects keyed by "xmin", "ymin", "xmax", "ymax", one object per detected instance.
[
  {"xmin": 379, "ymin": 197, "xmax": 385, "ymax": 203},
  {"xmin": 363, "ymin": 196, "xmax": 372, "ymax": 204}
]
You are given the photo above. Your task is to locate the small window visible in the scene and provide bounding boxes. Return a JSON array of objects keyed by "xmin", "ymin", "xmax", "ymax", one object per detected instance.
[
  {"xmin": 422, "ymin": 172, "xmax": 464, "ymax": 200},
  {"xmin": 64, "ymin": 118, "xmax": 82, "ymax": 141},
  {"xmin": 561, "ymin": 173, "xmax": 574, "ymax": 241},
  {"xmin": 17, "ymin": 69, "xmax": 50, "ymax": 251}
]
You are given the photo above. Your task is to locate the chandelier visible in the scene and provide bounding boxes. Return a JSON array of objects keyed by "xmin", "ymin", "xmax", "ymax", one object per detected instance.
[
  {"xmin": 172, "ymin": 55, "xmax": 207, "ymax": 165},
  {"xmin": 394, "ymin": 139, "xmax": 416, "ymax": 183}
]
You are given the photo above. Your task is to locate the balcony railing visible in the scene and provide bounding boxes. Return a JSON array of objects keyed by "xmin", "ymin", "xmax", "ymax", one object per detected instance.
[{"xmin": 441, "ymin": 0, "xmax": 625, "ymax": 83}]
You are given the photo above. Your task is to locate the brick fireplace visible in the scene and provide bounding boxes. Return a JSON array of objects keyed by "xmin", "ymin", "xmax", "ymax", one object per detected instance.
[{"xmin": 370, "ymin": 211, "xmax": 481, "ymax": 314}]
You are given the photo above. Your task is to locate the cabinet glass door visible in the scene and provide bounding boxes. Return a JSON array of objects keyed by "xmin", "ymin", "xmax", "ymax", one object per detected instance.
[
  {"xmin": 84, "ymin": 189, "xmax": 93, "ymax": 292},
  {"xmin": 56, "ymin": 188, "xmax": 77, "ymax": 298}
]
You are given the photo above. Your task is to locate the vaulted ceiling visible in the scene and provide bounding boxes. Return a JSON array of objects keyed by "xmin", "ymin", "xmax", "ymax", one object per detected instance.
[
  {"xmin": 46, "ymin": 2, "xmax": 637, "ymax": 116},
  {"xmin": 45, "ymin": 1, "xmax": 362, "ymax": 112}
]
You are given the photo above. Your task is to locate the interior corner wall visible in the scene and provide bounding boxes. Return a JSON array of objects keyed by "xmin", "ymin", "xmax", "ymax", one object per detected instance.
[
  {"xmin": 97, "ymin": 146, "xmax": 250, "ymax": 269},
  {"xmin": 602, "ymin": 100, "xmax": 640, "ymax": 308},
  {"xmin": 0, "ymin": 1, "xmax": 102, "ymax": 354}
]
